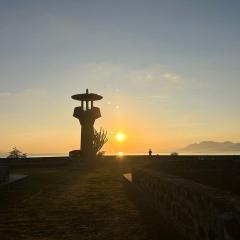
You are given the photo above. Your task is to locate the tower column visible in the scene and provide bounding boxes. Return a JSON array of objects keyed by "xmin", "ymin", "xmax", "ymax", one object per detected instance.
[{"xmin": 71, "ymin": 89, "xmax": 102, "ymax": 160}]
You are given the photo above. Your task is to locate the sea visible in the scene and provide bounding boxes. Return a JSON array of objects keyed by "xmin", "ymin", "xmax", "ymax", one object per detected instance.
[{"xmin": 1, "ymin": 152, "xmax": 240, "ymax": 158}]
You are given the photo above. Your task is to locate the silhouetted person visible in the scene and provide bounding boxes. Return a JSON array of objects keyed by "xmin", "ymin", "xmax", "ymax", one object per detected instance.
[{"xmin": 148, "ymin": 148, "xmax": 152, "ymax": 157}]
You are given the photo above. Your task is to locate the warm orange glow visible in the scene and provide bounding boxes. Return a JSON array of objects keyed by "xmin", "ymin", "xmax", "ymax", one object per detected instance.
[
  {"xmin": 116, "ymin": 133, "xmax": 125, "ymax": 141},
  {"xmin": 118, "ymin": 151, "xmax": 124, "ymax": 157},
  {"xmin": 3, "ymin": 90, "xmax": 237, "ymax": 155}
]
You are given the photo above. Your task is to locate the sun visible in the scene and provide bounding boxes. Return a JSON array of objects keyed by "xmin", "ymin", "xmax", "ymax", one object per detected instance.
[
  {"xmin": 118, "ymin": 151, "xmax": 124, "ymax": 157},
  {"xmin": 116, "ymin": 133, "xmax": 125, "ymax": 141}
]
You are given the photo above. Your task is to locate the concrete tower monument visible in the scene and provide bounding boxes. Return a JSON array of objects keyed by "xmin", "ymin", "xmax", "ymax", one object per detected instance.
[{"xmin": 70, "ymin": 89, "xmax": 103, "ymax": 160}]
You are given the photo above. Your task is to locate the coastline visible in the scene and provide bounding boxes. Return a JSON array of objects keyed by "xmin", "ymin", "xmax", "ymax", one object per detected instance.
[{"xmin": 2, "ymin": 152, "xmax": 240, "ymax": 158}]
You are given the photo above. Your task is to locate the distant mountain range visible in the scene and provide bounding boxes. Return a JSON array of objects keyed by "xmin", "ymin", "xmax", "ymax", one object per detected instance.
[
  {"xmin": 181, "ymin": 141, "xmax": 240, "ymax": 153},
  {"xmin": 0, "ymin": 152, "xmax": 7, "ymax": 157}
]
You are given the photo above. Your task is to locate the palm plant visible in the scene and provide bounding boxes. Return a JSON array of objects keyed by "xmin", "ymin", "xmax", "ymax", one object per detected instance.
[{"xmin": 93, "ymin": 127, "xmax": 108, "ymax": 155}]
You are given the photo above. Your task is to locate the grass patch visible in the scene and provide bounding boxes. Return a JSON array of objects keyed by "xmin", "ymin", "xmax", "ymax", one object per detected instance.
[{"xmin": 1, "ymin": 159, "xmax": 176, "ymax": 240}]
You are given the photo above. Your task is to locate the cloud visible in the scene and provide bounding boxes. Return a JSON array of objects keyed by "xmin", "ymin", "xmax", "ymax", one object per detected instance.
[
  {"xmin": 0, "ymin": 92, "xmax": 12, "ymax": 98},
  {"xmin": 0, "ymin": 89, "xmax": 48, "ymax": 101},
  {"xmin": 145, "ymin": 73, "xmax": 152, "ymax": 81},
  {"xmin": 162, "ymin": 72, "xmax": 181, "ymax": 82},
  {"xmin": 55, "ymin": 61, "xmax": 184, "ymax": 97},
  {"xmin": 73, "ymin": 61, "xmax": 182, "ymax": 81},
  {"xmin": 135, "ymin": 95, "xmax": 170, "ymax": 102}
]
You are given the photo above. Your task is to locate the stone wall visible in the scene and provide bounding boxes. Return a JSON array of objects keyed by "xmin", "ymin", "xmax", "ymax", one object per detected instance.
[
  {"xmin": 148, "ymin": 159, "xmax": 240, "ymax": 195},
  {"xmin": 6, "ymin": 157, "xmax": 70, "ymax": 168},
  {"xmin": 131, "ymin": 168, "xmax": 240, "ymax": 240},
  {"xmin": 4, "ymin": 154, "xmax": 240, "ymax": 169},
  {"xmin": 0, "ymin": 159, "xmax": 9, "ymax": 183}
]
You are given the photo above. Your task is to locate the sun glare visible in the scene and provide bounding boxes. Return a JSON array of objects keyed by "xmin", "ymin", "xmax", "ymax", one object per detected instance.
[
  {"xmin": 116, "ymin": 133, "xmax": 125, "ymax": 141},
  {"xmin": 118, "ymin": 151, "xmax": 124, "ymax": 157}
]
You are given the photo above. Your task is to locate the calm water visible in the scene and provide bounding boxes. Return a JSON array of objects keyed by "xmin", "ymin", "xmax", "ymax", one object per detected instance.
[{"xmin": 1, "ymin": 152, "xmax": 240, "ymax": 158}]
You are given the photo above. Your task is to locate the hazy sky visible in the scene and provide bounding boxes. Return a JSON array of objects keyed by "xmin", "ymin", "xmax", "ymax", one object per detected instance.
[{"xmin": 1, "ymin": 0, "xmax": 240, "ymax": 154}]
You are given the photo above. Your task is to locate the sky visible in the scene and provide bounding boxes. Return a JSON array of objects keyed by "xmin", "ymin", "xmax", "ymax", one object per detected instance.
[{"xmin": 1, "ymin": 0, "xmax": 240, "ymax": 155}]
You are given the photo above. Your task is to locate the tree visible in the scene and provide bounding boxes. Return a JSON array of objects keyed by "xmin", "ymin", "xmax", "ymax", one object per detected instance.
[
  {"xmin": 93, "ymin": 127, "xmax": 108, "ymax": 155},
  {"xmin": 7, "ymin": 147, "xmax": 27, "ymax": 158}
]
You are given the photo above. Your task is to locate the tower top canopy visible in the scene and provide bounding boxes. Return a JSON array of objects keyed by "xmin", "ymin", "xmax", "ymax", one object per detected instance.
[{"xmin": 71, "ymin": 89, "xmax": 103, "ymax": 101}]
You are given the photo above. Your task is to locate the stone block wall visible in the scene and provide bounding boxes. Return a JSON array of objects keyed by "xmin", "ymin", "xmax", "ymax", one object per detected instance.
[
  {"xmin": 7, "ymin": 157, "xmax": 70, "ymax": 168},
  {"xmin": 131, "ymin": 168, "xmax": 240, "ymax": 240},
  {"xmin": 0, "ymin": 159, "xmax": 9, "ymax": 183},
  {"xmin": 148, "ymin": 159, "xmax": 240, "ymax": 195}
]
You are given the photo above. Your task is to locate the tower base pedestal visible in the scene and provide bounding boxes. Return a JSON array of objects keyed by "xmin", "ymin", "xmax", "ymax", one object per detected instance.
[
  {"xmin": 69, "ymin": 150, "xmax": 96, "ymax": 163},
  {"xmin": 69, "ymin": 150, "xmax": 82, "ymax": 160}
]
